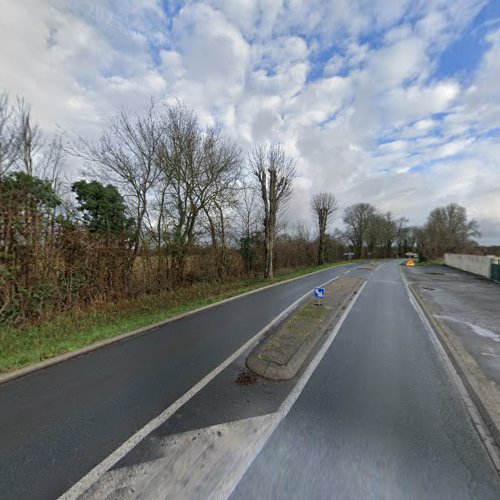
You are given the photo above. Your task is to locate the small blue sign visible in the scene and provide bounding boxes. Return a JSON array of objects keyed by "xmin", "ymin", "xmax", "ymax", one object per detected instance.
[{"xmin": 314, "ymin": 287, "xmax": 325, "ymax": 299}]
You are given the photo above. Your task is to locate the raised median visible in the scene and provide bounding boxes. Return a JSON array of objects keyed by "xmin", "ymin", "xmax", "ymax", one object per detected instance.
[{"xmin": 247, "ymin": 277, "xmax": 364, "ymax": 380}]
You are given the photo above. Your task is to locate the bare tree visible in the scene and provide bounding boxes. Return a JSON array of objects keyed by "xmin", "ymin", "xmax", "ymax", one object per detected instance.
[
  {"xmin": 16, "ymin": 98, "xmax": 41, "ymax": 176},
  {"xmin": 37, "ymin": 134, "xmax": 65, "ymax": 195},
  {"xmin": 312, "ymin": 192, "xmax": 337, "ymax": 265},
  {"xmin": 250, "ymin": 144, "xmax": 295, "ymax": 279},
  {"xmin": 233, "ymin": 185, "xmax": 261, "ymax": 273},
  {"xmin": 71, "ymin": 102, "xmax": 163, "ymax": 260},
  {"xmin": 200, "ymin": 129, "xmax": 242, "ymax": 278},
  {"xmin": 156, "ymin": 103, "xmax": 241, "ymax": 282},
  {"xmin": 0, "ymin": 92, "xmax": 19, "ymax": 179},
  {"xmin": 422, "ymin": 203, "xmax": 480, "ymax": 257},
  {"xmin": 342, "ymin": 202, "xmax": 377, "ymax": 258},
  {"xmin": 235, "ymin": 184, "xmax": 260, "ymax": 241}
]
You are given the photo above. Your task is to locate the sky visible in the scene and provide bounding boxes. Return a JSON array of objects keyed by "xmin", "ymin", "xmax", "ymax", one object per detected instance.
[{"xmin": 1, "ymin": 0, "xmax": 499, "ymax": 243}]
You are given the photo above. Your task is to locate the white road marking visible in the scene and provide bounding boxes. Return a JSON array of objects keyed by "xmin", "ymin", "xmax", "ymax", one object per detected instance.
[
  {"xmin": 402, "ymin": 272, "xmax": 500, "ymax": 472},
  {"xmin": 80, "ymin": 415, "xmax": 277, "ymax": 500},
  {"xmin": 344, "ymin": 270, "xmax": 351, "ymax": 274},
  {"xmin": 59, "ymin": 274, "xmax": 341, "ymax": 500},
  {"xmin": 219, "ymin": 280, "xmax": 367, "ymax": 499}
]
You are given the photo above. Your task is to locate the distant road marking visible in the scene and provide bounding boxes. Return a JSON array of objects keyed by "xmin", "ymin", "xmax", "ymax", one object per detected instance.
[
  {"xmin": 344, "ymin": 270, "xmax": 351, "ymax": 274},
  {"xmin": 59, "ymin": 274, "xmax": 341, "ymax": 499}
]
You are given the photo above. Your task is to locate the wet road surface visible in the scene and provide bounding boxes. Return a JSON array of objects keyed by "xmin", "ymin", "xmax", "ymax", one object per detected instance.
[
  {"xmin": 2, "ymin": 261, "xmax": 500, "ymax": 499},
  {"xmin": 0, "ymin": 263, "xmax": 357, "ymax": 500},
  {"xmin": 232, "ymin": 262, "xmax": 500, "ymax": 499}
]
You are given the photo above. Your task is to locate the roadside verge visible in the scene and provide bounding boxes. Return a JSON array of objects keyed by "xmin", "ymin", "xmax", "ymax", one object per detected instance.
[{"xmin": 0, "ymin": 262, "xmax": 355, "ymax": 386}]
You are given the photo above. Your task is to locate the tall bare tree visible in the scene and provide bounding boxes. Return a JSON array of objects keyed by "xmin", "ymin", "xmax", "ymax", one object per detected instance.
[
  {"xmin": 16, "ymin": 98, "xmax": 41, "ymax": 176},
  {"xmin": 422, "ymin": 203, "xmax": 480, "ymax": 257},
  {"xmin": 251, "ymin": 144, "xmax": 295, "ymax": 279},
  {"xmin": 342, "ymin": 202, "xmax": 377, "ymax": 258},
  {"xmin": 0, "ymin": 92, "xmax": 19, "ymax": 179},
  {"xmin": 200, "ymin": 128, "xmax": 242, "ymax": 278},
  {"xmin": 156, "ymin": 103, "xmax": 241, "ymax": 282},
  {"xmin": 72, "ymin": 102, "xmax": 163, "ymax": 260},
  {"xmin": 312, "ymin": 192, "xmax": 337, "ymax": 265}
]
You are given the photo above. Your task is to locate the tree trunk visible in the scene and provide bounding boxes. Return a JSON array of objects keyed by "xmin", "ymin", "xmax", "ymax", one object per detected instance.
[
  {"xmin": 263, "ymin": 213, "xmax": 274, "ymax": 279},
  {"xmin": 317, "ymin": 234, "xmax": 325, "ymax": 265}
]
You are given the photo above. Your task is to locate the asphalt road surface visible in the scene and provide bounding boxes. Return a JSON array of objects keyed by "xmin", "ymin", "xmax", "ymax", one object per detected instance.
[
  {"xmin": 0, "ymin": 263, "xmax": 358, "ymax": 500},
  {"xmin": 232, "ymin": 262, "xmax": 500, "ymax": 499},
  {"xmin": 2, "ymin": 261, "xmax": 500, "ymax": 499}
]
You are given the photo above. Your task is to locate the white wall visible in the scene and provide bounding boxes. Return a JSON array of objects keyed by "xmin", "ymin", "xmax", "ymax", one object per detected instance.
[{"xmin": 444, "ymin": 253, "xmax": 495, "ymax": 279}]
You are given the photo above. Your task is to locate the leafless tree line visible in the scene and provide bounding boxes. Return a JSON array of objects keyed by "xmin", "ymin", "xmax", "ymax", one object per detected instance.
[
  {"xmin": 0, "ymin": 91, "xmax": 481, "ymax": 325},
  {"xmin": 72, "ymin": 103, "xmax": 298, "ymax": 282},
  {"xmin": 340, "ymin": 201, "xmax": 479, "ymax": 259},
  {"xmin": 0, "ymin": 95, "xmax": 304, "ymax": 323}
]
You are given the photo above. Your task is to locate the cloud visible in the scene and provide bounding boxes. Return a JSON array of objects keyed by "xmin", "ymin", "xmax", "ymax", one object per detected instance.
[{"xmin": 0, "ymin": 0, "xmax": 498, "ymax": 243}]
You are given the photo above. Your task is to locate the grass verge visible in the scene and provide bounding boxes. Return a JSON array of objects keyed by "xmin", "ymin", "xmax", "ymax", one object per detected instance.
[{"xmin": 0, "ymin": 260, "xmax": 360, "ymax": 375}]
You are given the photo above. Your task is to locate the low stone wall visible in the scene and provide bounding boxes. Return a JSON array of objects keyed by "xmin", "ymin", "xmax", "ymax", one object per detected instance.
[{"xmin": 444, "ymin": 253, "xmax": 495, "ymax": 279}]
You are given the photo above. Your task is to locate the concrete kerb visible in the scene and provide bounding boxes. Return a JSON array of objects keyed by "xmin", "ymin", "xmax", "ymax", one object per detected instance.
[
  {"xmin": 405, "ymin": 275, "xmax": 500, "ymax": 470},
  {"xmin": 0, "ymin": 263, "xmax": 357, "ymax": 387}
]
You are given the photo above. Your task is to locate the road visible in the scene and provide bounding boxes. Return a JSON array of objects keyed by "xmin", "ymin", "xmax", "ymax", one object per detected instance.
[
  {"xmin": 232, "ymin": 262, "xmax": 500, "ymax": 499},
  {"xmin": 0, "ymin": 263, "xmax": 358, "ymax": 500},
  {"xmin": 2, "ymin": 261, "xmax": 500, "ymax": 499}
]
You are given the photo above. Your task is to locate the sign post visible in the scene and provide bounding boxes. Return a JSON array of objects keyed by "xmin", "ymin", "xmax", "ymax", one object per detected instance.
[{"xmin": 314, "ymin": 287, "xmax": 325, "ymax": 306}]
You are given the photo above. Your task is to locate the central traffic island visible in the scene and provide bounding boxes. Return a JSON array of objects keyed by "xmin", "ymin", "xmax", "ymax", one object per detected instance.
[{"xmin": 247, "ymin": 276, "xmax": 364, "ymax": 380}]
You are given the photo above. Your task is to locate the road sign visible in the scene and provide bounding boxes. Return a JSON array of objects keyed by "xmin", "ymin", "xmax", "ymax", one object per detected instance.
[{"xmin": 314, "ymin": 287, "xmax": 325, "ymax": 299}]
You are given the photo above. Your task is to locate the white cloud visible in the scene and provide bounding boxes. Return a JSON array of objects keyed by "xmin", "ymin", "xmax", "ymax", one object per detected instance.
[{"xmin": 0, "ymin": 0, "xmax": 498, "ymax": 243}]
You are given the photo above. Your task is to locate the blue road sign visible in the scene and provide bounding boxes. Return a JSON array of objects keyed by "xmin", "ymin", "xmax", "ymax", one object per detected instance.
[{"xmin": 314, "ymin": 287, "xmax": 325, "ymax": 299}]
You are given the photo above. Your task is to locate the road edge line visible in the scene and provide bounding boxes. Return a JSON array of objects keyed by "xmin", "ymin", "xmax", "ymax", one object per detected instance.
[
  {"xmin": 216, "ymin": 280, "xmax": 367, "ymax": 499},
  {"xmin": 0, "ymin": 263, "xmax": 355, "ymax": 386},
  {"xmin": 58, "ymin": 275, "xmax": 340, "ymax": 500},
  {"xmin": 401, "ymin": 270, "xmax": 500, "ymax": 473}
]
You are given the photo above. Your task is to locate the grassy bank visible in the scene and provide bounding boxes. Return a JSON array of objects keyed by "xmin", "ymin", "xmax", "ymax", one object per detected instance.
[{"xmin": 0, "ymin": 260, "xmax": 359, "ymax": 375}]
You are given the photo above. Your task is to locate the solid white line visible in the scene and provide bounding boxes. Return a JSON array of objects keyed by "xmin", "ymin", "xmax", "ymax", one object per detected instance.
[
  {"xmin": 217, "ymin": 281, "xmax": 367, "ymax": 499},
  {"xmin": 59, "ymin": 274, "xmax": 341, "ymax": 499},
  {"xmin": 279, "ymin": 281, "xmax": 367, "ymax": 417},
  {"xmin": 1, "ymin": 263, "xmax": 355, "ymax": 387},
  {"xmin": 401, "ymin": 271, "xmax": 500, "ymax": 472}
]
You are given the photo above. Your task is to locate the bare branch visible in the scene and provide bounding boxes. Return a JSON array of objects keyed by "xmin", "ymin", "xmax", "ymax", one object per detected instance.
[
  {"xmin": 312, "ymin": 192, "xmax": 337, "ymax": 264},
  {"xmin": 250, "ymin": 143, "xmax": 295, "ymax": 278}
]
